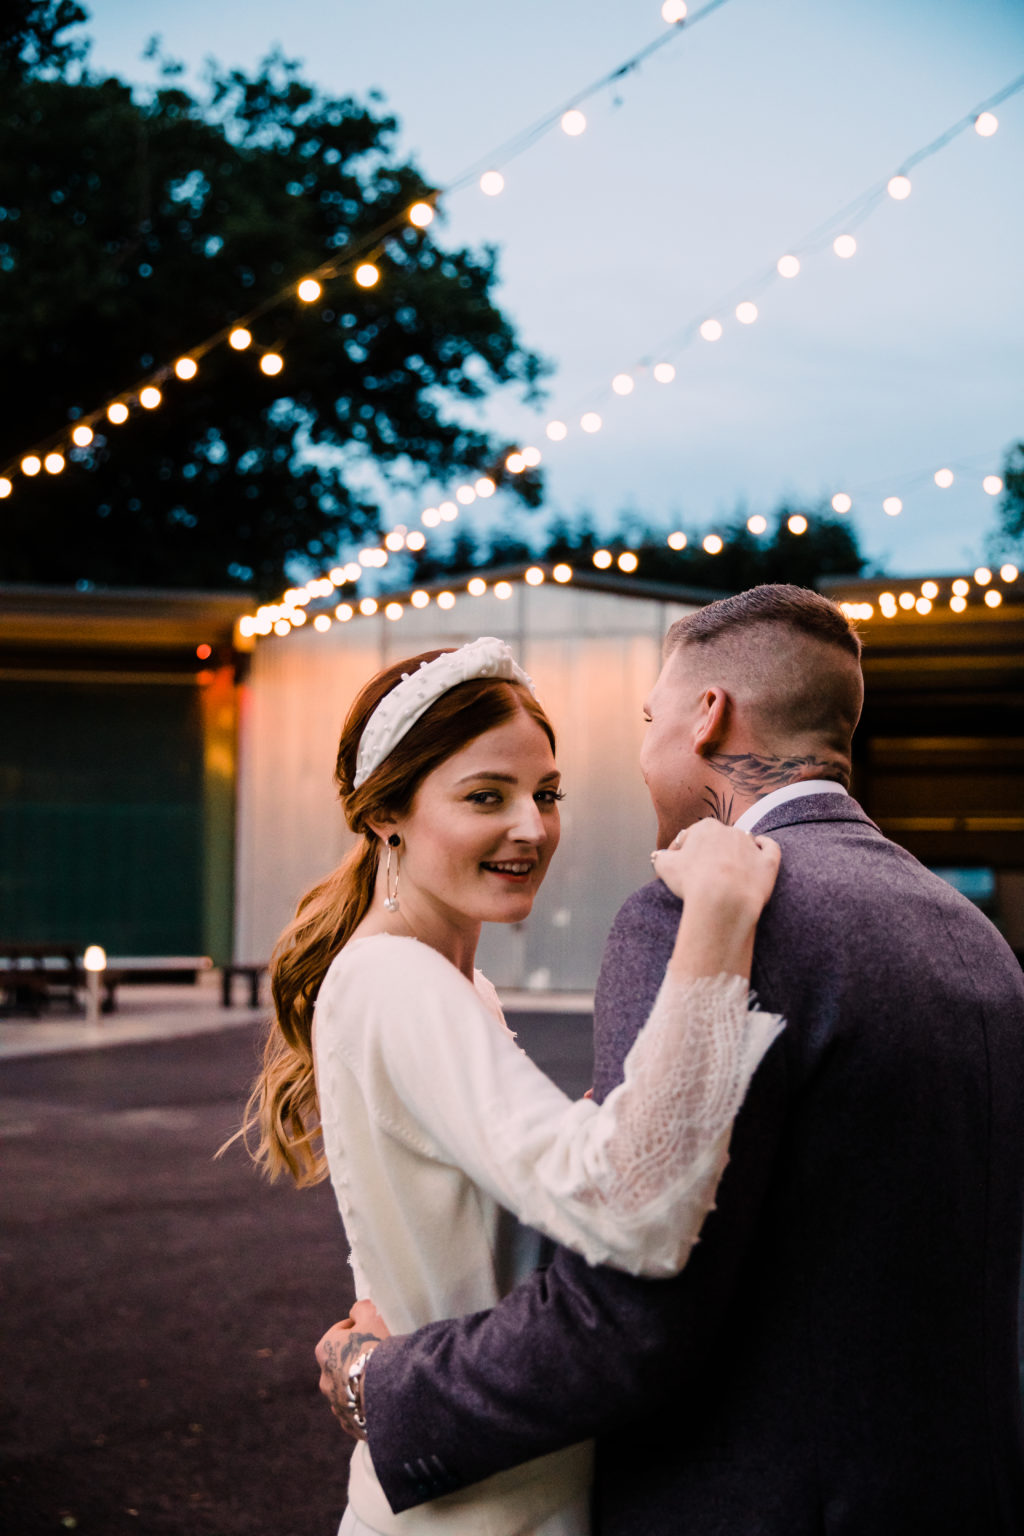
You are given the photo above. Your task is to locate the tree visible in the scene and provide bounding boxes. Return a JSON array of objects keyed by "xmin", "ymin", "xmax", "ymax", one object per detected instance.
[
  {"xmin": 988, "ymin": 440, "xmax": 1024, "ymax": 557},
  {"xmin": 0, "ymin": 10, "xmax": 547, "ymax": 592}
]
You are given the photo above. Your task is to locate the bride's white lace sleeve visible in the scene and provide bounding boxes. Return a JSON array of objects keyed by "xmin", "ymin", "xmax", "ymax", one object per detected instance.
[{"xmin": 319, "ymin": 939, "xmax": 783, "ymax": 1277}]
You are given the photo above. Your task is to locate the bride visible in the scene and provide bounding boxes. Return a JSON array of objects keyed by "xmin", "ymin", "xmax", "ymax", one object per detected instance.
[{"xmin": 242, "ymin": 636, "xmax": 782, "ymax": 1536}]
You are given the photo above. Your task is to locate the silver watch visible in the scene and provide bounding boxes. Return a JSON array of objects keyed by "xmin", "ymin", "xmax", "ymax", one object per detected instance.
[{"xmin": 344, "ymin": 1346, "xmax": 377, "ymax": 1432}]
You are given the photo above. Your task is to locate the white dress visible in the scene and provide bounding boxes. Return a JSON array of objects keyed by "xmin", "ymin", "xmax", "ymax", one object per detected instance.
[{"xmin": 313, "ymin": 935, "xmax": 783, "ymax": 1536}]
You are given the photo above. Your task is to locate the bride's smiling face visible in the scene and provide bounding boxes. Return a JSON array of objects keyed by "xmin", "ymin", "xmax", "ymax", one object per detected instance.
[{"xmin": 391, "ymin": 708, "xmax": 562, "ymax": 931}]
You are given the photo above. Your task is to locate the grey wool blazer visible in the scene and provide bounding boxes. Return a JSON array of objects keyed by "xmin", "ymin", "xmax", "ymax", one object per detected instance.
[{"xmin": 364, "ymin": 794, "xmax": 1024, "ymax": 1535}]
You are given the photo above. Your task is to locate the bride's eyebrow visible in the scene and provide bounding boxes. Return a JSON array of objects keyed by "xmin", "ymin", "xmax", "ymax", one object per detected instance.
[{"xmin": 454, "ymin": 770, "xmax": 561, "ymax": 786}]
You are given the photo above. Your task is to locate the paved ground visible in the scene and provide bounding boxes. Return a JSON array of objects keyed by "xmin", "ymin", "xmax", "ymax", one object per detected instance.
[{"xmin": 0, "ymin": 1005, "xmax": 594, "ymax": 1536}]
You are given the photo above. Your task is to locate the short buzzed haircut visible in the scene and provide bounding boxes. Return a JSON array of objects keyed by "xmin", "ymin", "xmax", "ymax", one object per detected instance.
[{"xmin": 665, "ymin": 584, "xmax": 862, "ymax": 661}]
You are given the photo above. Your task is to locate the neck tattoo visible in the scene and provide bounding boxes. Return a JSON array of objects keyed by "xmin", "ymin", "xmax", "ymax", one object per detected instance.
[{"xmin": 705, "ymin": 751, "xmax": 847, "ymax": 802}]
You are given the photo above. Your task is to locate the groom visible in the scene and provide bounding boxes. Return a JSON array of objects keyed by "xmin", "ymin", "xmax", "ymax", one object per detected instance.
[{"xmin": 317, "ymin": 584, "xmax": 1024, "ymax": 1533}]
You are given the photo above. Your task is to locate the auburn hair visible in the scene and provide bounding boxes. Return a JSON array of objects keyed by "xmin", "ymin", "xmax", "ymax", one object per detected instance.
[{"xmin": 238, "ymin": 649, "xmax": 555, "ymax": 1186}]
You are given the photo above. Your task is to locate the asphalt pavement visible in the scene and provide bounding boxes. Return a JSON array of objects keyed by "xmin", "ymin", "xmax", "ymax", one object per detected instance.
[{"xmin": 0, "ymin": 1006, "xmax": 595, "ymax": 1536}]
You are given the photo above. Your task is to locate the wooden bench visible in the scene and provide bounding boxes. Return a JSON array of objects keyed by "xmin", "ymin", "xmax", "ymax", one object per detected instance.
[{"xmin": 100, "ymin": 956, "xmax": 214, "ymax": 1013}]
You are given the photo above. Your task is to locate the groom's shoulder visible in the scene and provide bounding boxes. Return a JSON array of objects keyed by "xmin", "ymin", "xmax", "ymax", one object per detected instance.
[{"xmin": 603, "ymin": 879, "xmax": 681, "ymax": 979}]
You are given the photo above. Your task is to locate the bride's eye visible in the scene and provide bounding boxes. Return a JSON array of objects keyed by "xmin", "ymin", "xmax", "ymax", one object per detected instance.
[
  {"xmin": 536, "ymin": 789, "xmax": 565, "ymax": 805},
  {"xmin": 466, "ymin": 790, "xmax": 502, "ymax": 806}
]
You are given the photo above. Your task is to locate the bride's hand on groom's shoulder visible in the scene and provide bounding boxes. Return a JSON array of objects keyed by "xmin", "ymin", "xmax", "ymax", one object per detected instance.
[
  {"xmin": 314, "ymin": 1299, "xmax": 390, "ymax": 1440},
  {"xmin": 652, "ymin": 818, "xmax": 781, "ymax": 917}
]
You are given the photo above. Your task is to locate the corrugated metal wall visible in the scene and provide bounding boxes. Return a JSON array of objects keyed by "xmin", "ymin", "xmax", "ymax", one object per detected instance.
[{"xmin": 234, "ymin": 584, "xmax": 698, "ymax": 989}]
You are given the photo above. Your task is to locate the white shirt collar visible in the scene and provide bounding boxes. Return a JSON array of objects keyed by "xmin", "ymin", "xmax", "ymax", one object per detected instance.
[{"xmin": 734, "ymin": 779, "xmax": 848, "ymax": 833}]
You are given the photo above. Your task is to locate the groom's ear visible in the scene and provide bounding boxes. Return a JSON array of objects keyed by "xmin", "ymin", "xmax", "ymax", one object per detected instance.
[{"xmin": 693, "ymin": 685, "xmax": 729, "ymax": 756}]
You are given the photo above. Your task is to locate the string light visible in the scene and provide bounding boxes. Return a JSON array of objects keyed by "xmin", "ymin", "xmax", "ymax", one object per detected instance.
[
  {"xmin": 475, "ymin": 476, "xmax": 496, "ymax": 498},
  {"xmin": 437, "ymin": 590, "xmax": 456, "ymax": 609},
  {"xmin": 385, "ymin": 602, "xmax": 403, "ymax": 620},
  {"xmin": 580, "ymin": 413, "xmax": 602, "ymax": 433},
  {"xmin": 653, "ymin": 363, "xmax": 676, "ymax": 383},
  {"xmin": 747, "ymin": 514, "xmax": 767, "ymax": 534},
  {"xmin": 561, "ymin": 110, "xmax": 587, "ymax": 136},
  {"xmin": 480, "ymin": 171, "xmax": 504, "ymax": 196},
  {"xmin": 314, "ymin": 613, "xmax": 332, "ymax": 631},
  {"xmin": 617, "ymin": 551, "xmax": 639, "ymax": 572},
  {"xmin": 983, "ymin": 475, "xmax": 1004, "ymax": 495},
  {"xmin": 887, "ymin": 175, "xmax": 912, "ymax": 200},
  {"xmin": 521, "ymin": 446, "xmax": 542, "ymax": 467},
  {"xmin": 228, "ymin": 328, "xmax": 251, "ymax": 350},
  {"xmin": 107, "ymin": 403, "xmax": 129, "ymax": 425},
  {"xmin": 411, "ymin": 590, "xmax": 430, "ymax": 608},
  {"xmin": 354, "ymin": 263, "xmax": 380, "ymax": 288},
  {"xmin": 667, "ymin": 530, "xmax": 688, "ymax": 549},
  {"xmin": 21, "ymin": 456, "xmax": 41, "ymax": 476},
  {"xmin": 974, "ymin": 567, "xmax": 992, "ymax": 585},
  {"xmin": 405, "ymin": 530, "xmax": 426, "ymax": 551},
  {"xmin": 525, "ymin": 566, "xmax": 545, "ymax": 585},
  {"xmin": 71, "ymin": 424, "xmax": 94, "ymax": 446},
  {"xmin": 735, "ymin": 301, "xmax": 758, "ymax": 324},
  {"xmin": 833, "ymin": 234, "xmax": 857, "ymax": 259},
  {"xmin": 409, "ymin": 201, "xmax": 435, "ymax": 227},
  {"xmin": 297, "ymin": 279, "xmax": 322, "ymax": 302},
  {"xmin": 468, "ymin": 577, "xmax": 488, "ymax": 595},
  {"xmin": 975, "ymin": 112, "xmax": 999, "ymax": 137},
  {"xmin": 593, "ymin": 549, "xmax": 612, "ymax": 569},
  {"xmin": 933, "ymin": 468, "xmax": 954, "ymax": 488},
  {"xmin": 174, "ymin": 358, "xmax": 197, "ymax": 380},
  {"xmin": 1001, "ymin": 564, "xmax": 1019, "ymax": 582},
  {"xmin": 139, "ymin": 386, "xmax": 161, "ymax": 408},
  {"xmin": 662, "ymin": 0, "xmax": 688, "ymax": 20},
  {"xmin": 505, "ymin": 452, "xmax": 526, "ymax": 473},
  {"xmin": 915, "ymin": 596, "xmax": 932, "ymax": 614},
  {"xmin": 0, "ymin": 478, "xmax": 12, "ymax": 497},
  {"xmin": 421, "ymin": 506, "xmax": 440, "ymax": 527},
  {"xmin": 553, "ymin": 564, "xmax": 573, "ymax": 582},
  {"xmin": 703, "ymin": 534, "xmax": 723, "ymax": 554},
  {"xmin": 831, "ymin": 493, "xmax": 852, "ymax": 513},
  {"xmin": 950, "ymin": 595, "xmax": 967, "ymax": 612},
  {"xmin": 921, "ymin": 580, "xmax": 939, "ymax": 599},
  {"xmin": 494, "ymin": 581, "xmax": 513, "ymax": 600},
  {"xmin": 777, "ymin": 254, "xmax": 800, "ymax": 278},
  {"xmin": 439, "ymin": 500, "xmax": 458, "ymax": 520},
  {"xmin": 898, "ymin": 591, "xmax": 915, "ymax": 610},
  {"xmin": 882, "ymin": 496, "xmax": 903, "ymax": 516},
  {"xmin": 787, "ymin": 514, "xmax": 808, "ymax": 535},
  {"xmin": 612, "ymin": 373, "xmax": 635, "ymax": 395},
  {"xmin": 699, "ymin": 319, "xmax": 723, "ymax": 341},
  {"xmin": 359, "ymin": 597, "xmax": 379, "ymax": 615},
  {"xmin": 455, "ymin": 485, "xmax": 476, "ymax": 505},
  {"xmin": 985, "ymin": 589, "xmax": 1003, "ymax": 607},
  {"xmin": 336, "ymin": 603, "xmax": 354, "ymax": 621},
  {"xmin": 44, "ymin": 452, "xmax": 65, "ymax": 474},
  {"xmin": 546, "ymin": 420, "xmax": 567, "ymax": 441}
]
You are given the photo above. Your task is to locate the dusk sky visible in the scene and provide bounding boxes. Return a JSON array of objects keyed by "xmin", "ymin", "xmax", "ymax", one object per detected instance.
[{"xmin": 81, "ymin": 0, "xmax": 1023, "ymax": 576}]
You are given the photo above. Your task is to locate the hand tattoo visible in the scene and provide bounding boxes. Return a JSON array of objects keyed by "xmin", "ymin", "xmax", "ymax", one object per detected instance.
[
  {"xmin": 317, "ymin": 1327, "xmax": 382, "ymax": 1439},
  {"xmin": 706, "ymin": 752, "xmax": 847, "ymax": 798}
]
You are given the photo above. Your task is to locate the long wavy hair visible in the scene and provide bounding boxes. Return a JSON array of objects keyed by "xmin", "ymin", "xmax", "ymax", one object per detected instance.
[{"xmin": 239, "ymin": 649, "xmax": 555, "ymax": 1187}]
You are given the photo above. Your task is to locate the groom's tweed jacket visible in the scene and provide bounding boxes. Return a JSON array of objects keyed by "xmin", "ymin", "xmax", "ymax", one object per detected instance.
[{"xmin": 365, "ymin": 795, "xmax": 1024, "ymax": 1534}]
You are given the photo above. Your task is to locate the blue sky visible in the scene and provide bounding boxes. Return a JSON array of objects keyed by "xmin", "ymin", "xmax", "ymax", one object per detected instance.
[{"xmin": 81, "ymin": 0, "xmax": 1023, "ymax": 575}]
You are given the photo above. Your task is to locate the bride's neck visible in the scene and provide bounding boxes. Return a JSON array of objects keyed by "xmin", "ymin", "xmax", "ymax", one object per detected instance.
[{"xmin": 353, "ymin": 874, "xmax": 480, "ymax": 981}]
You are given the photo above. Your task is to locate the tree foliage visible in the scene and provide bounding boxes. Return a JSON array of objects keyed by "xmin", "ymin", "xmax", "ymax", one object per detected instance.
[
  {"xmin": 0, "ymin": 7, "xmax": 546, "ymax": 592},
  {"xmin": 406, "ymin": 503, "xmax": 868, "ymax": 591},
  {"xmin": 988, "ymin": 440, "xmax": 1024, "ymax": 556}
]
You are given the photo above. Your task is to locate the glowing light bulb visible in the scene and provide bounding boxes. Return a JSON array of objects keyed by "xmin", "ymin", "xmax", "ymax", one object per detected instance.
[
  {"xmin": 238, "ymin": 616, "xmax": 256, "ymax": 638},
  {"xmin": 107, "ymin": 402, "xmax": 129, "ymax": 424},
  {"xmin": 468, "ymin": 577, "xmax": 487, "ymax": 596},
  {"xmin": 699, "ymin": 319, "xmax": 722, "ymax": 342},
  {"xmin": 83, "ymin": 945, "xmax": 107, "ymax": 973},
  {"xmin": 553, "ymin": 564, "xmax": 572, "ymax": 583},
  {"xmin": 344, "ymin": 562, "xmax": 361, "ymax": 581},
  {"xmin": 260, "ymin": 353, "xmax": 283, "ymax": 376},
  {"xmin": 524, "ymin": 567, "xmax": 544, "ymax": 586},
  {"xmin": 661, "ymin": 0, "xmax": 687, "ymax": 21},
  {"xmin": 274, "ymin": 619, "xmax": 291, "ymax": 636},
  {"xmin": 898, "ymin": 592, "xmax": 915, "ymax": 610},
  {"xmin": 985, "ymin": 589, "xmax": 1003, "ymax": 608},
  {"xmin": 832, "ymin": 493, "xmax": 852, "ymax": 514},
  {"xmin": 667, "ymin": 531, "xmax": 687, "ymax": 550},
  {"xmin": 0, "ymin": 478, "xmax": 12, "ymax": 497},
  {"xmin": 950, "ymin": 595, "xmax": 967, "ymax": 613},
  {"xmin": 580, "ymin": 412, "xmax": 602, "ymax": 433},
  {"xmin": 1000, "ymin": 563, "xmax": 1018, "ymax": 582},
  {"xmin": 405, "ymin": 530, "xmax": 426, "ymax": 551},
  {"xmin": 561, "ymin": 110, "xmax": 586, "ymax": 137},
  {"xmin": 952, "ymin": 579, "xmax": 969, "ymax": 597},
  {"xmin": 480, "ymin": 171, "xmax": 504, "ymax": 196},
  {"xmin": 787, "ymin": 514, "xmax": 808, "ymax": 535},
  {"xmin": 328, "ymin": 568, "xmax": 345, "ymax": 584},
  {"xmin": 703, "ymin": 534, "xmax": 723, "ymax": 554},
  {"xmin": 384, "ymin": 531, "xmax": 406, "ymax": 551},
  {"xmin": 593, "ymin": 549, "xmax": 612, "ymax": 569},
  {"xmin": 455, "ymin": 485, "xmax": 476, "ymax": 506},
  {"xmin": 409, "ymin": 202, "xmax": 434, "ymax": 227},
  {"xmin": 359, "ymin": 597, "xmax": 378, "ymax": 616},
  {"xmin": 297, "ymin": 278, "xmax": 322, "ymax": 302},
  {"xmin": 974, "ymin": 567, "xmax": 992, "ymax": 585},
  {"xmin": 653, "ymin": 363, "xmax": 676, "ymax": 383},
  {"xmin": 747, "ymin": 514, "xmax": 767, "ymax": 535},
  {"xmin": 882, "ymin": 496, "xmax": 903, "ymax": 517},
  {"xmin": 289, "ymin": 608, "xmax": 307, "ymax": 626},
  {"xmin": 385, "ymin": 602, "xmax": 403, "ymax": 621},
  {"xmin": 174, "ymin": 357, "xmax": 198, "ymax": 380},
  {"xmin": 421, "ymin": 507, "xmax": 440, "ymax": 527},
  {"xmin": 546, "ymin": 420, "xmax": 567, "ymax": 441},
  {"xmin": 617, "ymin": 551, "xmax": 638, "ymax": 573},
  {"xmin": 314, "ymin": 614, "xmax": 332, "ymax": 632},
  {"xmin": 437, "ymin": 590, "xmax": 456, "ymax": 610},
  {"xmin": 505, "ymin": 452, "xmax": 525, "ymax": 474},
  {"xmin": 933, "ymin": 468, "xmax": 954, "ymax": 488},
  {"xmin": 833, "ymin": 234, "xmax": 857, "ymax": 259},
  {"xmin": 44, "ymin": 452, "xmax": 65, "ymax": 474},
  {"xmin": 887, "ymin": 175, "xmax": 912, "ymax": 200},
  {"xmin": 915, "ymin": 597, "xmax": 932, "ymax": 615},
  {"xmin": 974, "ymin": 112, "xmax": 998, "ymax": 137},
  {"xmin": 735, "ymin": 301, "xmax": 758, "ymax": 325},
  {"xmin": 475, "ymin": 476, "xmax": 496, "ymax": 498},
  {"xmin": 336, "ymin": 603, "xmax": 354, "ymax": 622},
  {"xmin": 879, "ymin": 593, "xmax": 898, "ymax": 617},
  {"xmin": 21, "ymin": 455, "xmax": 41, "ymax": 475},
  {"xmin": 612, "ymin": 373, "xmax": 634, "ymax": 396},
  {"xmin": 72, "ymin": 424, "xmax": 94, "ymax": 447},
  {"xmin": 521, "ymin": 446, "xmax": 541, "ymax": 468},
  {"xmin": 357, "ymin": 549, "xmax": 375, "ymax": 567},
  {"xmin": 921, "ymin": 581, "xmax": 939, "ymax": 599},
  {"xmin": 139, "ymin": 386, "xmax": 161, "ymax": 409},
  {"xmin": 777, "ymin": 254, "xmax": 800, "ymax": 278},
  {"xmin": 411, "ymin": 590, "xmax": 430, "ymax": 608},
  {"xmin": 439, "ymin": 501, "xmax": 458, "ymax": 521},
  {"xmin": 983, "ymin": 475, "xmax": 1003, "ymax": 495},
  {"xmin": 494, "ymin": 581, "xmax": 513, "ymax": 600},
  {"xmin": 229, "ymin": 328, "xmax": 252, "ymax": 350},
  {"xmin": 355, "ymin": 263, "xmax": 380, "ymax": 288}
]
